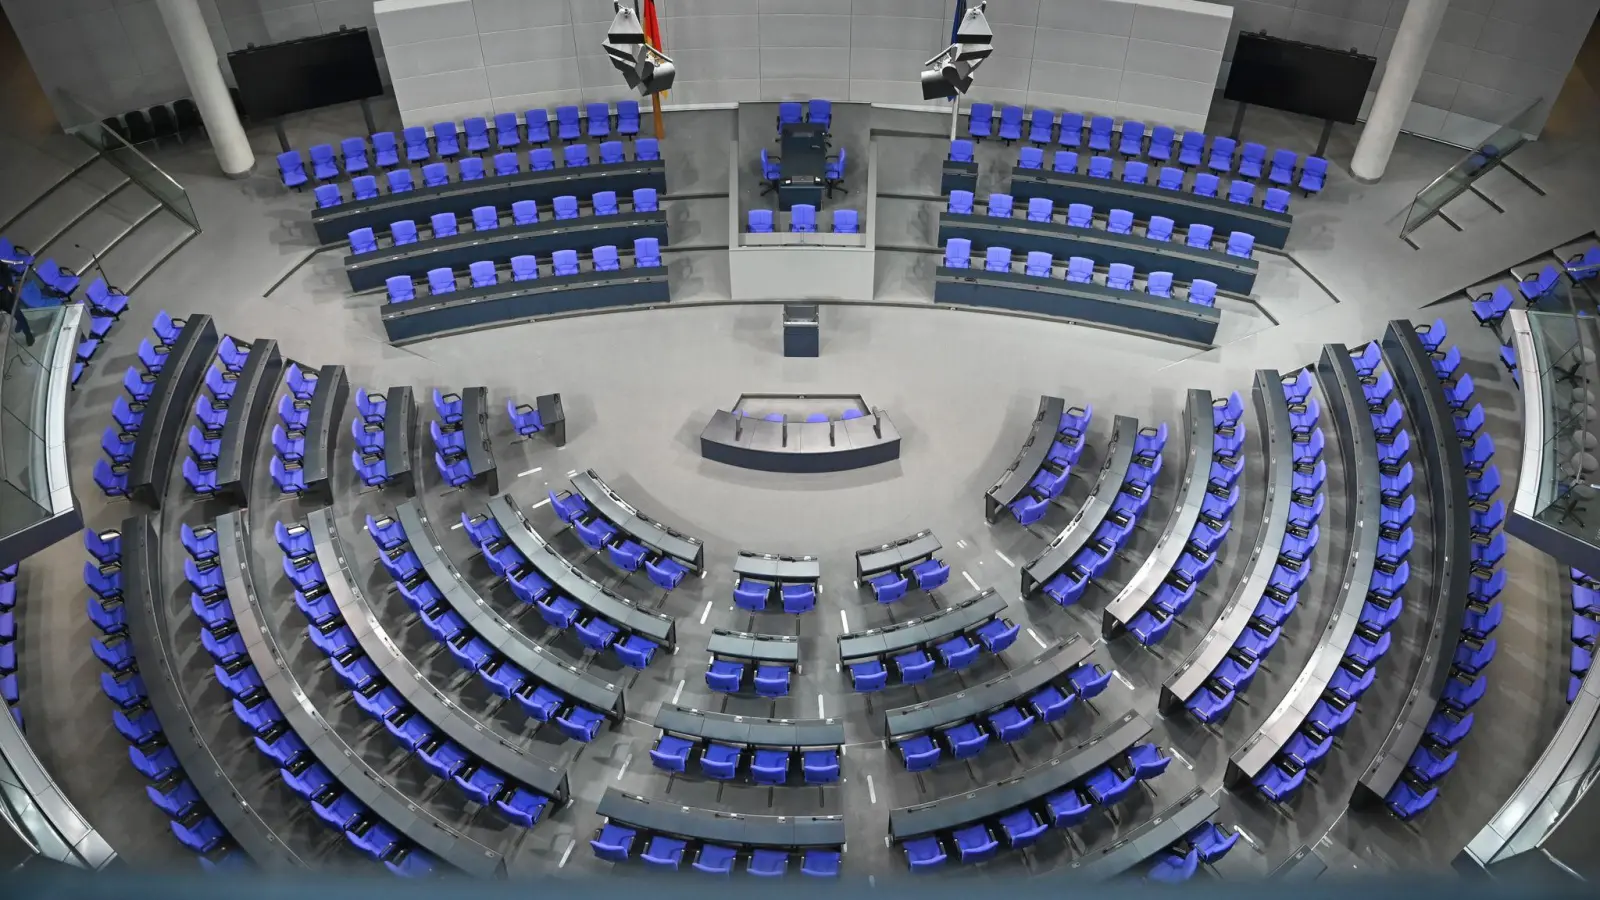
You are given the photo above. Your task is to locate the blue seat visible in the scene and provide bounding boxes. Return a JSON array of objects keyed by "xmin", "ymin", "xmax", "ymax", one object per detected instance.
[
  {"xmin": 1186, "ymin": 685, "xmax": 1234, "ymax": 723},
  {"xmin": 1119, "ymin": 120, "xmax": 1145, "ymax": 156},
  {"xmin": 556, "ymin": 705, "xmax": 606, "ymax": 742},
  {"xmin": 1107, "ymin": 262, "xmax": 1135, "ymax": 290},
  {"xmin": 894, "ymin": 649, "xmax": 933, "ymax": 684},
  {"xmin": 1087, "ymin": 115, "xmax": 1114, "ymax": 151},
  {"xmin": 751, "ymin": 747, "xmax": 790, "ymax": 784},
  {"xmin": 700, "ymin": 742, "xmax": 741, "ymax": 780},
  {"xmin": 457, "ymin": 157, "xmax": 485, "ymax": 181},
  {"xmin": 563, "ymin": 144, "xmax": 589, "ymax": 168},
  {"xmin": 1254, "ymin": 762, "xmax": 1304, "ymax": 802},
  {"xmin": 1084, "ymin": 765, "xmax": 1136, "ymax": 805},
  {"xmin": 616, "ymin": 634, "xmax": 658, "ymax": 669},
  {"xmin": 642, "ymin": 835, "xmax": 686, "ymax": 869},
  {"xmin": 989, "ymin": 705, "xmax": 1036, "ymax": 742},
  {"xmin": 529, "ymin": 147, "xmax": 556, "ymax": 171},
  {"xmin": 1123, "ymin": 160, "xmax": 1148, "ymax": 184},
  {"xmin": 277, "ymin": 150, "xmax": 308, "ymax": 189},
  {"xmin": 1066, "ymin": 256, "xmax": 1094, "ymax": 283},
  {"xmin": 1387, "ymin": 779, "xmax": 1441, "ymax": 820},
  {"xmin": 1026, "ymin": 196, "xmax": 1053, "ymax": 222},
  {"xmin": 86, "ymin": 527, "xmax": 123, "ymax": 564},
  {"xmin": 1193, "ymin": 173, "xmax": 1218, "ymax": 198},
  {"xmin": 172, "ymin": 816, "xmax": 226, "ymax": 854},
  {"xmin": 1088, "ymin": 156, "xmax": 1113, "ymax": 179},
  {"xmin": 949, "ymin": 138, "xmax": 975, "ymax": 162},
  {"xmin": 1054, "ymin": 150, "xmax": 1078, "ymax": 173},
  {"xmin": 850, "ymin": 659, "xmax": 888, "ymax": 691},
  {"xmin": 780, "ymin": 582, "xmax": 816, "ymax": 614},
  {"xmin": 1108, "ymin": 208, "xmax": 1134, "ymax": 234},
  {"xmin": 348, "ymin": 227, "xmax": 377, "ymax": 254},
  {"xmin": 953, "ymin": 824, "xmax": 999, "ymax": 862},
  {"xmin": 1018, "ymin": 146, "xmax": 1043, "ymax": 169},
  {"xmin": 870, "ymin": 571, "xmax": 908, "ymax": 603},
  {"xmin": 790, "ymin": 204, "xmax": 817, "ymax": 232},
  {"xmin": 495, "ymin": 787, "xmax": 549, "ymax": 829},
  {"xmin": 1066, "ymin": 202, "xmax": 1093, "ymax": 227},
  {"xmin": 898, "ymin": 734, "xmax": 940, "ymax": 771},
  {"xmin": 1265, "ymin": 187, "xmax": 1290, "ymax": 213},
  {"xmin": 312, "ymin": 184, "xmax": 341, "ymax": 208},
  {"xmin": 1148, "ymin": 848, "xmax": 1200, "ymax": 884},
  {"xmin": 1158, "ymin": 166, "xmax": 1184, "ymax": 190},
  {"xmin": 591, "ymin": 823, "xmax": 637, "ymax": 861},
  {"xmin": 706, "ymin": 658, "xmax": 744, "ymax": 693},
  {"xmin": 371, "ymin": 131, "xmax": 399, "ymax": 167}
]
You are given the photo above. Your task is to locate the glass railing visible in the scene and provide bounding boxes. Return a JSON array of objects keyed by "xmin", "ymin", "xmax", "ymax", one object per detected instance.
[
  {"xmin": 1523, "ymin": 273, "xmax": 1600, "ymax": 542},
  {"xmin": 0, "ymin": 269, "xmax": 71, "ymax": 540},
  {"xmin": 55, "ymin": 90, "xmax": 199, "ymax": 232},
  {"xmin": 1400, "ymin": 97, "xmax": 1543, "ymax": 239}
]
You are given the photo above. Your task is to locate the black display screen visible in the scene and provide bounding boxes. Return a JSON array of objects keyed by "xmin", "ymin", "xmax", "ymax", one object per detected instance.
[
  {"xmin": 1224, "ymin": 32, "xmax": 1377, "ymax": 124},
  {"xmin": 227, "ymin": 28, "xmax": 384, "ymax": 120}
]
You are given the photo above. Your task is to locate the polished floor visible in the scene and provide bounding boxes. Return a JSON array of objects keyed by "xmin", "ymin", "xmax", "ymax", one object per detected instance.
[{"xmin": 3, "ymin": 5, "xmax": 1599, "ymax": 877}]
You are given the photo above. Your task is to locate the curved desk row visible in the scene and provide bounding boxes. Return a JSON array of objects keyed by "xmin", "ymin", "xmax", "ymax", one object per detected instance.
[
  {"xmin": 1103, "ymin": 391, "xmax": 1213, "ymax": 638},
  {"xmin": 487, "ymin": 494, "xmax": 677, "ymax": 648},
  {"xmin": 0, "ymin": 706, "xmax": 116, "ymax": 868},
  {"xmin": 883, "ymin": 635, "xmax": 1092, "ymax": 739},
  {"xmin": 1227, "ymin": 347, "xmax": 1380, "ymax": 787},
  {"xmin": 572, "ymin": 469, "xmax": 704, "ymax": 569},
  {"xmin": 855, "ymin": 530, "xmax": 941, "ymax": 580},
  {"xmin": 733, "ymin": 552, "xmax": 820, "ymax": 584},
  {"xmin": 120, "ymin": 514, "xmax": 306, "ymax": 868},
  {"xmin": 129, "ymin": 316, "xmax": 218, "ymax": 508},
  {"xmin": 838, "ymin": 588, "xmax": 1009, "ymax": 664},
  {"xmin": 393, "ymin": 501, "xmax": 623, "ymax": 718},
  {"xmin": 1008, "ymin": 167, "xmax": 1293, "ymax": 249},
  {"xmin": 312, "ymin": 160, "xmax": 669, "ymax": 244},
  {"xmin": 698, "ymin": 409, "xmax": 902, "ymax": 474},
  {"xmin": 213, "ymin": 339, "xmax": 282, "ymax": 507},
  {"xmin": 305, "ymin": 508, "xmax": 571, "ymax": 803},
  {"xmin": 888, "ymin": 711, "xmax": 1151, "ymax": 841},
  {"xmin": 938, "ymin": 212, "xmax": 1259, "ymax": 295},
  {"xmin": 709, "ymin": 629, "xmax": 799, "ymax": 666},
  {"xmin": 986, "ymin": 395, "xmax": 1067, "ymax": 523},
  {"xmin": 1021, "ymin": 415, "xmax": 1139, "ymax": 596},
  {"xmin": 299, "ymin": 364, "xmax": 348, "ymax": 507},
  {"xmin": 383, "ymin": 386, "xmax": 418, "ymax": 495},
  {"xmin": 217, "ymin": 512, "xmax": 506, "ymax": 877},
  {"xmin": 380, "ymin": 268, "xmax": 670, "ymax": 344},
  {"xmin": 934, "ymin": 268, "xmax": 1220, "ymax": 349},
  {"xmin": 1063, "ymin": 787, "xmax": 1219, "ymax": 880},
  {"xmin": 346, "ymin": 211, "xmax": 669, "ymax": 291},
  {"xmin": 1163, "ymin": 370, "xmax": 1292, "ymax": 711},
  {"xmin": 1354, "ymin": 322, "xmax": 1472, "ymax": 805},
  {"xmin": 654, "ymin": 705, "xmax": 844, "ymax": 750},
  {"xmin": 596, "ymin": 788, "xmax": 845, "ymax": 850},
  {"xmin": 457, "ymin": 387, "xmax": 498, "ymax": 493}
]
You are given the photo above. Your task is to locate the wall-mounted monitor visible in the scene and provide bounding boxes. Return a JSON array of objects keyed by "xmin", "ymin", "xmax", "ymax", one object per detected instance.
[
  {"xmin": 227, "ymin": 28, "xmax": 383, "ymax": 120},
  {"xmin": 1224, "ymin": 32, "xmax": 1377, "ymax": 125}
]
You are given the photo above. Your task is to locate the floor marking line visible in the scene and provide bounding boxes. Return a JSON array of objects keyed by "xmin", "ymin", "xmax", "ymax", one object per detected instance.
[
  {"xmin": 449, "ymin": 521, "xmax": 464, "ymax": 530},
  {"xmin": 615, "ymin": 753, "xmax": 632, "ymax": 780},
  {"xmin": 566, "ymin": 469, "xmax": 578, "ymax": 477},
  {"xmin": 559, "ymin": 838, "xmax": 575, "ymax": 867},
  {"xmin": 671, "ymin": 679, "xmax": 684, "ymax": 704},
  {"xmin": 866, "ymin": 774, "xmax": 877, "ymax": 804},
  {"xmin": 961, "ymin": 570, "xmax": 980, "ymax": 591},
  {"xmin": 517, "ymin": 466, "xmax": 543, "ymax": 477},
  {"xmin": 817, "ymin": 694, "xmax": 825, "ymax": 718},
  {"xmin": 1113, "ymin": 670, "xmax": 1135, "ymax": 690},
  {"xmin": 840, "ymin": 609, "xmax": 849, "ymax": 632},
  {"xmin": 700, "ymin": 600, "xmax": 713, "ymax": 625},
  {"xmin": 1027, "ymin": 628, "xmax": 1047, "ymax": 649},
  {"xmin": 995, "ymin": 550, "xmax": 1015, "ymax": 567},
  {"xmin": 956, "ymin": 539, "xmax": 967, "ymax": 548},
  {"xmin": 530, "ymin": 497, "xmax": 551, "ymax": 509},
  {"xmin": 1170, "ymin": 748, "xmax": 1194, "ymax": 771}
]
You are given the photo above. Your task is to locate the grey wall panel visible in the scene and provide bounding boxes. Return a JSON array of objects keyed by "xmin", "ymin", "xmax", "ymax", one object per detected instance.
[
  {"xmin": 759, "ymin": 14, "xmax": 853, "ymax": 47},
  {"xmin": 472, "ymin": 0, "xmax": 571, "ymax": 32},
  {"xmin": 1038, "ymin": 0, "xmax": 1137, "ymax": 34},
  {"xmin": 761, "ymin": 48, "xmax": 853, "ymax": 79},
  {"xmin": 1032, "ymin": 28, "xmax": 1132, "ymax": 70},
  {"xmin": 662, "ymin": 15, "xmax": 761, "ymax": 50},
  {"xmin": 384, "ymin": 34, "xmax": 484, "ymax": 81},
  {"xmin": 479, "ymin": 26, "xmax": 576, "ymax": 67}
]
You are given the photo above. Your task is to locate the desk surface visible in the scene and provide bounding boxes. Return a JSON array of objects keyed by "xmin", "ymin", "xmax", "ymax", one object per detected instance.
[
  {"xmin": 1102, "ymin": 390, "xmax": 1212, "ymax": 637},
  {"xmin": 597, "ymin": 788, "xmax": 846, "ymax": 849},
  {"xmin": 460, "ymin": 386, "xmax": 496, "ymax": 479},
  {"xmin": 571, "ymin": 469, "xmax": 704, "ymax": 567},
  {"xmin": 1162, "ymin": 370, "xmax": 1292, "ymax": 709},
  {"xmin": 707, "ymin": 629, "xmax": 801, "ymax": 664},
  {"xmin": 1063, "ymin": 787, "xmax": 1218, "ymax": 880},
  {"xmin": 654, "ymin": 704, "xmax": 844, "ymax": 749},
  {"xmin": 301, "ymin": 364, "xmax": 348, "ymax": 488},
  {"xmin": 129, "ymin": 316, "xmax": 217, "ymax": 508},
  {"xmin": 837, "ymin": 588, "xmax": 1007, "ymax": 661},
  {"xmin": 214, "ymin": 340, "xmax": 282, "ymax": 499},
  {"xmin": 855, "ymin": 529, "xmax": 941, "ymax": 578},
  {"xmin": 309, "ymin": 507, "xmax": 570, "ymax": 803},
  {"xmin": 733, "ymin": 552, "xmax": 821, "ymax": 582},
  {"xmin": 1020, "ymin": 415, "xmax": 1138, "ymax": 595},
  {"xmin": 888, "ymin": 712, "xmax": 1150, "ymax": 839},
  {"xmin": 699, "ymin": 410, "xmax": 902, "ymax": 474},
  {"xmin": 883, "ymin": 636, "xmax": 1092, "ymax": 738},
  {"xmin": 985, "ymin": 395, "xmax": 1067, "ymax": 523},
  {"xmin": 221, "ymin": 512, "xmax": 506, "ymax": 877},
  {"xmin": 380, "ymin": 268, "xmax": 670, "ymax": 344},
  {"xmin": 487, "ymin": 494, "xmax": 677, "ymax": 646},
  {"xmin": 1229, "ymin": 347, "xmax": 1380, "ymax": 784},
  {"xmin": 1008, "ymin": 166, "xmax": 1293, "ymax": 250},
  {"xmin": 935, "ymin": 269, "xmax": 1220, "ymax": 348},
  {"xmin": 383, "ymin": 386, "xmax": 416, "ymax": 485},
  {"xmin": 1357, "ymin": 321, "xmax": 1473, "ymax": 803}
]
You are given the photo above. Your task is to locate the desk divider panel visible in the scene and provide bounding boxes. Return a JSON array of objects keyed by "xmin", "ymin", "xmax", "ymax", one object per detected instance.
[
  {"xmin": 459, "ymin": 387, "xmax": 498, "ymax": 494},
  {"xmin": 1227, "ymin": 347, "xmax": 1380, "ymax": 787},
  {"xmin": 383, "ymin": 385, "xmax": 418, "ymax": 496},
  {"xmin": 129, "ymin": 316, "xmax": 218, "ymax": 508},
  {"xmin": 214, "ymin": 340, "xmax": 283, "ymax": 507},
  {"xmin": 487, "ymin": 494, "xmax": 677, "ymax": 648},
  {"xmin": 216, "ymin": 512, "xmax": 506, "ymax": 877},
  {"xmin": 119, "ymin": 514, "xmax": 306, "ymax": 869},
  {"xmin": 985, "ymin": 395, "xmax": 1067, "ymax": 523},
  {"xmin": 1020, "ymin": 415, "xmax": 1139, "ymax": 596},
  {"xmin": 1355, "ymin": 321, "xmax": 1473, "ymax": 806},
  {"xmin": 1103, "ymin": 391, "xmax": 1213, "ymax": 638},
  {"xmin": 596, "ymin": 787, "xmax": 846, "ymax": 849},
  {"xmin": 1062, "ymin": 787, "xmax": 1219, "ymax": 879},
  {"xmin": 300, "ymin": 364, "xmax": 348, "ymax": 508},
  {"xmin": 306, "ymin": 508, "xmax": 571, "ymax": 803},
  {"xmin": 1163, "ymin": 371, "xmax": 1292, "ymax": 711},
  {"xmin": 887, "ymin": 712, "xmax": 1151, "ymax": 840},
  {"xmin": 883, "ymin": 635, "xmax": 1092, "ymax": 739}
]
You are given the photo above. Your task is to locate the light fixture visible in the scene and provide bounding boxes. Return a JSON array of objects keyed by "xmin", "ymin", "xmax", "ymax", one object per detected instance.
[
  {"xmin": 602, "ymin": 1, "xmax": 676, "ymax": 95},
  {"xmin": 920, "ymin": 1, "xmax": 992, "ymax": 101}
]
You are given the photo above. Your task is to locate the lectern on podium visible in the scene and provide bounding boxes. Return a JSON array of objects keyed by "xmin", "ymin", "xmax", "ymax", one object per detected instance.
[{"xmin": 783, "ymin": 304, "xmax": 819, "ymax": 358}]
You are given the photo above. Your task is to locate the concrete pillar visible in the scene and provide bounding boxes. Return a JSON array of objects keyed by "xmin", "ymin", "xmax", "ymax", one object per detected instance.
[
  {"xmin": 155, "ymin": 0, "xmax": 254, "ymax": 176},
  {"xmin": 1350, "ymin": 0, "xmax": 1449, "ymax": 182}
]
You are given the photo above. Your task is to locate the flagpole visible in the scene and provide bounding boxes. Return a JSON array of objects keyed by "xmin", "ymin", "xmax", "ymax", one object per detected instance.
[{"xmin": 633, "ymin": 0, "xmax": 666, "ymax": 140}]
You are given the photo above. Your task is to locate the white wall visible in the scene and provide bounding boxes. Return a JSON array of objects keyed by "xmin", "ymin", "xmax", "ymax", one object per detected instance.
[
  {"xmin": 1210, "ymin": 0, "xmax": 1600, "ymax": 144},
  {"xmin": 372, "ymin": 0, "xmax": 1231, "ymax": 131},
  {"xmin": 1, "ymin": 0, "xmax": 385, "ymax": 128}
]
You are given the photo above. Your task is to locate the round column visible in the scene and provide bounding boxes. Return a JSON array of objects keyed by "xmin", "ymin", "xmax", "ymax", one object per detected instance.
[
  {"xmin": 155, "ymin": 0, "xmax": 254, "ymax": 177},
  {"xmin": 1350, "ymin": 0, "xmax": 1450, "ymax": 182}
]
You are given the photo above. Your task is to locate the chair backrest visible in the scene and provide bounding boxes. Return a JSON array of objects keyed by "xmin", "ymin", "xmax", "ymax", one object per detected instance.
[
  {"xmin": 431, "ymin": 212, "xmax": 457, "ymax": 236},
  {"xmin": 809, "ymin": 98, "xmax": 831, "ymax": 122},
  {"xmin": 945, "ymin": 238, "xmax": 971, "ymax": 267},
  {"xmin": 1028, "ymin": 197, "xmax": 1052, "ymax": 221},
  {"xmin": 832, "ymin": 210, "xmax": 858, "ymax": 233},
  {"xmin": 1068, "ymin": 257, "xmax": 1094, "ymax": 282},
  {"xmin": 1147, "ymin": 271, "xmax": 1173, "ymax": 296},
  {"xmin": 1227, "ymin": 231, "xmax": 1254, "ymax": 256},
  {"xmin": 949, "ymin": 189, "xmax": 974, "ymax": 214},
  {"xmin": 349, "ymin": 227, "xmax": 376, "ymax": 252},
  {"xmin": 554, "ymin": 195, "xmax": 579, "ymax": 218},
  {"xmin": 1191, "ymin": 280, "xmax": 1217, "ymax": 306},
  {"xmin": 1124, "ymin": 161, "xmax": 1147, "ymax": 183},
  {"xmin": 564, "ymin": 144, "xmax": 588, "ymax": 166},
  {"xmin": 778, "ymin": 102, "xmax": 802, "ymax": 124},
  {"xmin": 427, "ymin": 268, "xmax": 455, "ymax": 294},
  {"xmin": 594, "ymin": 245, "xmax": 620, "ymax": 270},
  {"xmin": 1089, "ymin": 156, "xmax": 1113, "ymax": 178},
  {"xmin": 1195, "ymin": 173, "xmax": 1218, "ymax": 195},
  {"xmin": 1265, "ymin": 187, "xmax": 1291, "ymax": 212},
  {"xmin": 634, "ymin": 237, "xmax": 661, "ymax": 266},
  {"xmin": 791, "ymin": 204, "xmax": 816, "ymax": 231},
  {"xmin": 1067, "ymin": 203, "xmax": 1092, "ymax": 227},
  {"xmin": 531, "ymin": 147, "xmax": 555, "ymax": 169},
  {"xmin": 391, "ymin": 220, "xmax": 417, "ymax": 243},
  {"xmin": 459, "ymin": 156, "xmax": 484, "ymax": 179},
  {"xmin": 951, "ymin": 139, "xmax": 974, "ymax": 162},
  {"xmin": 749, "ymin": 209, "xmax": 774, "ymax": 232},
  {"xmin": 1108, "ymin": 209, "xmax": 1133, "ymax": 232},
  {"xmin": 388, "ymin": 170, "xmax": 413, "ymax": 192},
  {"xmin": 313, "ymin": 184, "xmax": 340, "ymax": 207},
  {"xmin": 987, "ymin": 193, "xmax": 1013, "ymax": 217},
  {"xmin": 352, "ymin": 175, "xmax": 378, "ymax": 198},
  {"xmin": 1054, "ymin": 150, "xmax": 1077, "ymax": 173},
  {"xmin": 593, "ymin": 190, "xmax": 618, "ymax": 214},
  {"xmin": 494, "ymin": 151, "xmax": 518, "ymax": 175},
  {"xmin": 1026, "ymin": 251, "xmax": 1052, "ymax": 276},
  {"xmin": 472, "ymin": 206, "xmax": 497, "ymax": 230},
  {"xmin": 512, "ymin": 200, "xmax": 537, "ymax": 224},
  {"xmin": 470, "ymin": 260, "xmax": 497, "ymax": 286},
  {"xmin": 422, "ymin": 162, "xmax": 447, "ymax": 183},
  {"xmin": 1147, "ymin": 216, "xmax": 1174, "ymax": 242},
  {"xmin": 1108, "ymin": 263, "xmax": 1134, "ymax": 289},
  {"xmin": 633, "ymin": 188, "xmax": 658, "ymax": 212},
  {"xmin": 985, "ymin": 246, "xmax": 1011, "ymax": 271},
  {"xmin": 511, "ymin": 255, "xmax": 539, "ymax": 280},
  {"xmin": 600, "ymin": 140, "xmax": 624, "ymax": 163},
  {"xmin": 636, "ymin": 138, "xmax": 660, "ymax": 160},
  {"xmin": 553, "ymin": 249, "xmax": 580, "ymax": 275},
  {"xmin": 1228, "ymin": 181, "xmax": 1254, "ymax": 204},
  {"xmin": 1019, "ymin": 147, "xmax": 1043, "ymax": 169}
]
